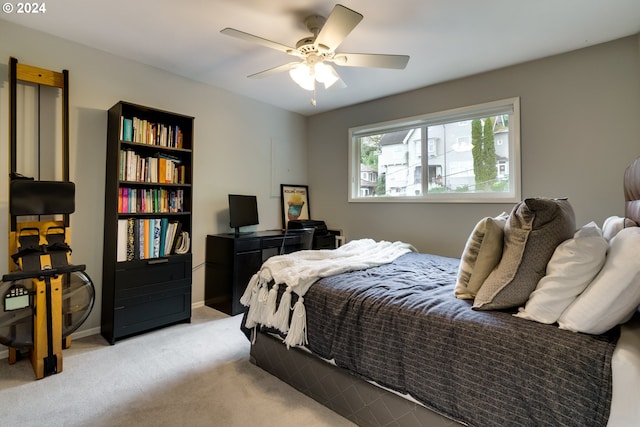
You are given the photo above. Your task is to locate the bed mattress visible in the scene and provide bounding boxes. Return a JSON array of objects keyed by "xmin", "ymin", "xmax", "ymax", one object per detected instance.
[
  {"xmin": 246, "ymin": 252, "xmax": 621, "ymax": 427},
  {"xmin": 608, "ymin": 313, "xmax": 640, "ymax": 426},
  {"xmin": 251, "ymin": 313, "xmax": 640, "ymax": 427}
]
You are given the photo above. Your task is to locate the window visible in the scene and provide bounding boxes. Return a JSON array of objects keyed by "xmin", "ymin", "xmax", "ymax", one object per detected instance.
[{"xmin": 348, "ymin": 98, "xmax": 521, "ymax": 203}]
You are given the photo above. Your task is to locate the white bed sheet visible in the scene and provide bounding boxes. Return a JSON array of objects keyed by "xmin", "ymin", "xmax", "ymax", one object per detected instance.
[{"xmin": 608, "ymin": 313, "xmax": 640, "ymax": 427}]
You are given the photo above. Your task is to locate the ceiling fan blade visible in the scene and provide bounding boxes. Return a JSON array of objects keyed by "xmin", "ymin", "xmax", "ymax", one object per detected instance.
[
  {"xmin": 332, "ymin": 53, "xmax": 410, "ymax": 69},
  {"xmin": 248, "ymin": 62, "xmax": 301, "ymax": 79},
  {"xmin": 329, "ymin": 77, "xmax": 347, "ymax": 90},
  {"xmin": 314, "ymin": 4, "xmax": 363, "ymax": 52},
  {"xmin": 221, "ymin": 28, "xmax": 300, "ymax": 56}
]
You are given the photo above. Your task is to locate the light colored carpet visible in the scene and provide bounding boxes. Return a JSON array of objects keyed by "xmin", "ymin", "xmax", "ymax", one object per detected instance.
[{"xmin": 0, "ymin": 306, "xmax": 356, "ymax": 427}]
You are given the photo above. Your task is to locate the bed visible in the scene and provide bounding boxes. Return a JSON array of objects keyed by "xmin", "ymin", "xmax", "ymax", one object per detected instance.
[{"xmin": 241, "ymin": 157, "xmax": 640, "ymax": 427}]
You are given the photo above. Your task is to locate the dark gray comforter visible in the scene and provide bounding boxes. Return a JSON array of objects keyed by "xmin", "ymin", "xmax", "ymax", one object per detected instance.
[{"xmin": 245, "ymin": 252, "xmax": 619, "ymax": 427}]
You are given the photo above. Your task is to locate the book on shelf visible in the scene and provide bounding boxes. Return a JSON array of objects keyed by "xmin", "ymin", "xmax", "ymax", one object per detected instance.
[
  {"xmin": 116, "ymin": 218, "xmax": 138, "ymax": 261},
  {"xmin": 136, "ymin": 219, "xmax": 143, "ymax": 260},
  {"xmin": 118, "ymin": 149, "xmax": 186, "ymax": 184},
  {"xmin": 119, "ymin": 149, "xmax": 125, "ymax": 181},
  {"xmin": 143, "ymin": 219, "xmax": 150, "ymax": 259},
  {"xmin": 167, "ymin": 221, "xmax": 182, "ymax": 255},
  {"xmin": 126, "ymin": 218, "xmax": 135, "ymax": 261},
  {"xmin": 116, "ymin": 218, "xmax": 186, "ymax": 261},
  {"xmin": 159, "ymin": 217, "xmax": 168, "ymax": 257},
  {"xmin": 118, "ymin": 187, "xmax": 184, "ymax": 214},
  {"xmin": 121, "ymin": 117, "xmax": 133, "ymax": 142},
  {"xmin": 120, "ymin": 116, "xmax": 184, "ymax": 148},
  {"xmin": 117, "ymin": 219, "xmax": 127, "ymax": 262},
  {"xmin": 152, "ymin": 219, "xmax": 161, "ymax": 258},
  {"xmin": 174, "ymin": 231, "xmax": 190, "ymax": 255}
]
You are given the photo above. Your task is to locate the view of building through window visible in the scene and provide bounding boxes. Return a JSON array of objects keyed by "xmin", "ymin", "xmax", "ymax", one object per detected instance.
[{"xmin": 350, "ymin": 98, "xmax": 520, "ymax": 203}]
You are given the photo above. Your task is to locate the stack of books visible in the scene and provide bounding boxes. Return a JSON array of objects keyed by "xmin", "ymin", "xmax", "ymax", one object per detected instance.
[
  {"xmin": 119, "ymin": 149, "xmax": 186, "ymax": 184},
  {"xmin": 116, "ymin": 218, "xmax": 190, "ymax": 261},
  {"xmin": 120, "ymin": 117, "xmax": 184, "ymax": 148}
]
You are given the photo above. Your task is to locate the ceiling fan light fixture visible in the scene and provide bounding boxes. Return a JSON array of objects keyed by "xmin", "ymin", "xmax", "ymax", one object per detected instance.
[
  {"xmin": 315, "ymin": 62, "xmax": 339, "ymax": 89},
  {"xmin": 222, "ymin": 4, "xmax": 410, "ymax": 103},
  {"xmin": 332, "ymin": 54, "xmax": 348, "ymax": 66},
  {"xmin": 289, "ymin": 63, "xmax": 315, "ymax": 91},
  {"xmin": 289, "ymin": 61, "xmax": 339, "ymax": 91}
]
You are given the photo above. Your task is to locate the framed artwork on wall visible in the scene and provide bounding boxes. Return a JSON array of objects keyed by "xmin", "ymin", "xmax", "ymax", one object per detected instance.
[{"xmin": 281, "ymin": 184, "xmax": 310, "ymax": 228}]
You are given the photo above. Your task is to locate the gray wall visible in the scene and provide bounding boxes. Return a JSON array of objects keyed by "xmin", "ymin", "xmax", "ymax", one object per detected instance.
[
  {"xmin": 0, "ymin": 21, "xmax": 307, "ymax": 346},
  {"xmin": 307, "ymin": 35, "xmax": 640, "ymax": 257}
]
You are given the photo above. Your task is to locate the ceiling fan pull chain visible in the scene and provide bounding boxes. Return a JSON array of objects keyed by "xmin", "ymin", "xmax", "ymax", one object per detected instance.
[{"xmin": 311, "ymin": 86, "xmax": 317, "ymax": 107}]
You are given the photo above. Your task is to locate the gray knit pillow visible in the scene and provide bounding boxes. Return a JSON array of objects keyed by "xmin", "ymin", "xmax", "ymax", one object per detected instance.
[
  {"xmin": 473, "ymin": 198, "xmax": 575, "ymax": 311},
  {"xmin": 454, "ymin": 212, "xmax": 508, "ymax": 300}
]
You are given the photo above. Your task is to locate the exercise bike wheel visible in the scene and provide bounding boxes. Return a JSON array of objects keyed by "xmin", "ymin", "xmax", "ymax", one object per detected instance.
[
  {"xmin": 61, "ymin": 270, "xmax": 95, "ymax": 338},
  {"xmin": 0, "ymin": 270, "xmax": 95, "ymax": 348}
]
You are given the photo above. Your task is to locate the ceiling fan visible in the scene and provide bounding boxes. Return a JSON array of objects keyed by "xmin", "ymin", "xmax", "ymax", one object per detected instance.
[{"xmin": 221, "ymin": 4, "xmax": 410, "ymax": 105}]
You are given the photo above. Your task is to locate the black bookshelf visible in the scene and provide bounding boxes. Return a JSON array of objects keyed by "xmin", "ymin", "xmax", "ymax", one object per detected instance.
[{"xmin": 101, "ymin": 101, "xmax": 194, "ymax": 344}]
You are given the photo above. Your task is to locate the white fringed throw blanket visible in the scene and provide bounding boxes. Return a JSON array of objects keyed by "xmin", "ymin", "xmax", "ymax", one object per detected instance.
[{"xmin": 240, "ymin": 238, "xmax": 416, "ymax": 347}]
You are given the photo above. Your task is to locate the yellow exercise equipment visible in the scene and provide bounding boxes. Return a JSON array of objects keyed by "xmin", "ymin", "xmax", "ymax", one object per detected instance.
[{"xmin": 1, "ymin": 57, "xmax": 94, "ymax": 379}]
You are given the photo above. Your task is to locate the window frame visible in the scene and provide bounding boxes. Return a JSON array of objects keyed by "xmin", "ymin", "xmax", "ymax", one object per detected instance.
[{"xmin": 348, "ymin": 97, "xmax": 521, "ymax": 203}]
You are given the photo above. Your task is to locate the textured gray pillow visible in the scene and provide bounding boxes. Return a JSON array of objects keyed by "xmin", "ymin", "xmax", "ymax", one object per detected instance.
[
  {"xmin": 454, "ymin": 213, "xmax": 508, "ymax": 300},
  {"xmin": 473, "ymin": 198, "xmax": 576, "ymax": 311}
]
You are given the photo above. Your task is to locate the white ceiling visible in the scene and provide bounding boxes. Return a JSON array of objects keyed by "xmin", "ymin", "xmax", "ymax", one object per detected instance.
[{"xmin": 3, "ymin": 0, "xmax": 640, "ymax": 116}]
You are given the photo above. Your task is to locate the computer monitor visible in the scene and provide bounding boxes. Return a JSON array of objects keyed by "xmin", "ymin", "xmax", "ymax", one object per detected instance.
[{"xmin": 228, "ymin": 194, "xmax": 259, "ymax": 235}]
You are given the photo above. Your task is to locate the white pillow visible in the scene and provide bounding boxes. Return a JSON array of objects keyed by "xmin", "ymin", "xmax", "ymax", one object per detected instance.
[
  {"xmin": 454, "ymin": 213, "xmax": 508, "ymax": 300},
  {"xmin": 602, "ymin": 215, "xmax": 637, "ymax": 242},
  {"xmin": 558, "ymin": 227, "xmax": 640, "ymax": 334},
  {"xmin": 514, "ymin": 222, "xmax": 608, "ymax": 324}
]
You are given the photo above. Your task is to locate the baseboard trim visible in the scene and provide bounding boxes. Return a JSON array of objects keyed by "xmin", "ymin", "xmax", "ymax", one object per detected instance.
[{"xmin": 0, "ymin": 300, "xmax": 205, "ymax": 361}]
